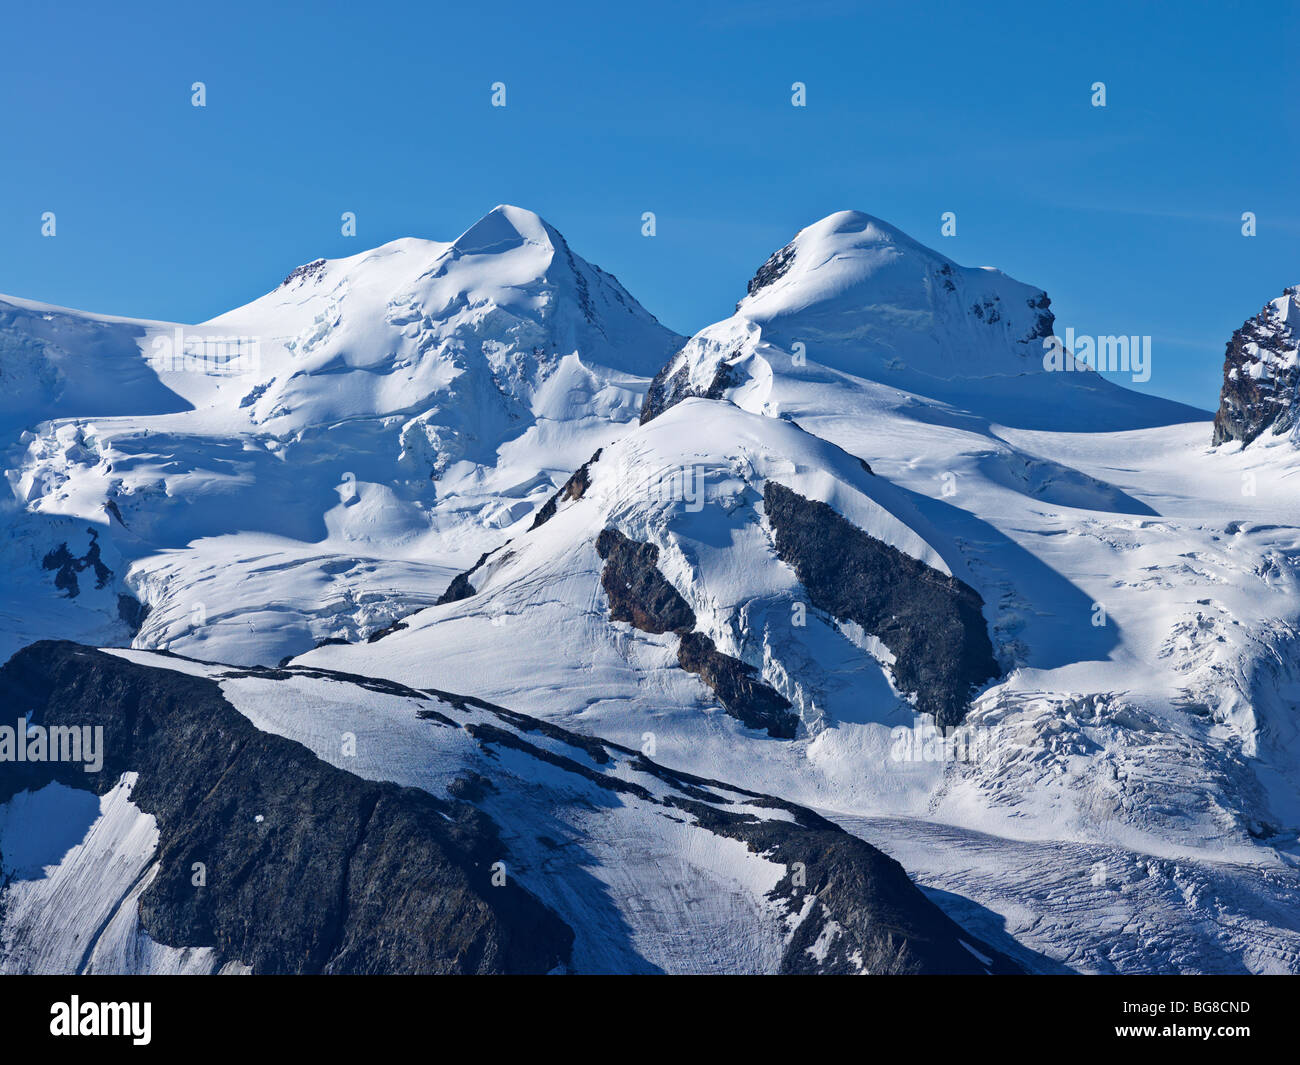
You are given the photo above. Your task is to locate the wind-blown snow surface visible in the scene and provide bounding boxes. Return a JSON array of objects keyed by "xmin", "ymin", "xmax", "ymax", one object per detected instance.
[{"xmin": 3, "ymin": 206, "xmax": 1299, "ymax": 973}]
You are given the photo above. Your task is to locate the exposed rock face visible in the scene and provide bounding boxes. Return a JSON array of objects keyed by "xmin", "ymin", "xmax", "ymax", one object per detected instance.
[
  {"xmin": 1212, "ymin": 286, "xmax": 1300, "ymax": 447},
  {"xmin": 0, "ymin": 642, "xmax": 574, "ymax": 975},
  {"xmin": 279, "ymin": 258, "xmax": 326, "ymax": 288},
  {"xmin": 529, "ymin": 448, "xmax": 602, "ymax": 530},
  {"xmin": 594, "ymin": 528, "xmax": 798, "ymax": 738},
  {"xmin": 640, "ymin": 349, "xmax": 741, "ymax": 425},
  {"xmin": 41, "ymin": 529, "xmax": 111, "ymax": 598},
  {"xmin": 115, "ymin": 593, "xmax": 149, "ymax": 636},
  {"xmin": 436, "ymin": 549, "xmax": 497, "ymax": 606},
  {"xmin": 743, "ymin": 241, "xmax": 798, "ymax": 303},
  {"xmin": 677, "ymin": 631, "xmax": 798, "ymax": 739},
  {"xmin": 364, "ymin": 617, "xmax": 408, "ymax": 643},
  {"xmin": 0, "ymin": 641, "xmax": 1022, "ymax": 975},
  {"xmin": 763, "ymin": 482, "xmax": 999, "ymax": 727},
  {"xmin": 677, "ymin": 796, "xmax": 1014, "ymax": 974},
  {"xmin": 594, "ymin": 528, "xmax": 696, "ymax": 634}
]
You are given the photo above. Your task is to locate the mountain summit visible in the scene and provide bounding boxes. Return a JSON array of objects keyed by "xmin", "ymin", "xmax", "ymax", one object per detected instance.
[
  {"xmin": 640, "ymin": 206, "xmax": 1057, "ymax": 429},
  {"xmin": 641, "ymin": 209, "xmax": 1200, "ymax": 432},
  {"xmin": 208, "ymin": 203, "xmax": 681, "ymax": 435},
  {"xmin": 450, "ymin": 203, "xmax": 559, "ymax": 255},
  {"xmin": 734, "ymin": 210, "xmax": 1054, "ymax": 375}
]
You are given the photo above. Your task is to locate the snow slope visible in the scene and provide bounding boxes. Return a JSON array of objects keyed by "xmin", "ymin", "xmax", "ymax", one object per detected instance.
[
  {"xmin": 1, "ymin": 206, "xmax": 682, "ymax": 666},
  {"xmin": 0, "ymin": 775, "xmax": 245, "ymax": 975}
]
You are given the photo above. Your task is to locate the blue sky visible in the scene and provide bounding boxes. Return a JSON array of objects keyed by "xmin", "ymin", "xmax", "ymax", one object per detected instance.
[{"xmin": 1, "ymin": 0, "xmax": 1295, "ymax": 409}]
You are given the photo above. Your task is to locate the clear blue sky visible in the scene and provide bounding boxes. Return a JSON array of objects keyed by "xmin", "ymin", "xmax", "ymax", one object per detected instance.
[{"xmin": 2, "ymin": 0, "xmax": 1295, "ymax": 409}]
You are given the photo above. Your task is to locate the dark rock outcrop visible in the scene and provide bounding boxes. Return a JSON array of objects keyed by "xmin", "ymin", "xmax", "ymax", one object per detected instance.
[
  {"xmin": 529, "ymin": 448, "xmax": 602, "ymax": 530},
  {"xmin": 743, "ymin": 240, "xmax": 797, "ymax": 304},
  {"xmin": 677, "ymin": 631, "xmax": 798, "ymax": 739},
  {"xmin": 364, "ymin": 618, "xmax": 408, "ymax": 643},
  {"xmin": 280, "ymin": 259, "xmax": 326, "ymax": 288},
  {"xmin": 41, "ymin": 529, "xmax": 112, "ymax": 598},
  {"xmin": 436, "ymin": 548, "xmax": 499, "ymax": 606},
  {"xmin": 1026, "ymin": 290, "xmax": 1055, "ymax": 341},
  {"xmin": 640, "ymin": 351, "xmax": 743, "ymax": 425},
  {"xmin": 672, "ymin": 794, "xmax": 1018, "ymax": 974},
  {"xmin": 763, "ymin": 481, "xmax": 998, "ymax": 727},
  {"xmin": 594, "ymin": 528, "xmax": 696, "ymax": 634},
  {"xmin": 0, "ymin": 641, "xmax": 574, "ymax": 975},
  {"xmin": 116, "ymin": 593, "xmax": 149, "ymax": 636},
  {"xmin": 594, "ymin": 528, "xmax": 796, "ymax": 737},
  {"xmin": 437, "ymin": 570, "xmax": 479, "ymax": 605},
  {"xmin": 1212, "ymin": 286, "xmax": 1299, "ymax": 447}
]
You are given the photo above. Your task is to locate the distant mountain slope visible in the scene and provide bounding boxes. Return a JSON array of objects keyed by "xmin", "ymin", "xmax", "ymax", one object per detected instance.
[{"xmin": 0, "ymin": 297, "xmax": 191, "ymax": 433}]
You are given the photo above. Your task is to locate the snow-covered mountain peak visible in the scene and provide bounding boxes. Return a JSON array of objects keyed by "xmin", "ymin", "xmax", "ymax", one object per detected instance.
[
  {"xmin": 449, "ymin": 203, "xmax": 558, "ymax": 255},
  {"xmin": 642, "ymin": 209, "xmax": 1204, "ymax": 433},
  {"xmin": 195, "ymin": 204, "xmax": 682, "ymax": 435},
  {"xmin": 733, "ymin": 209, "xmax": 1052, "ymax": 362},
  {"xmin": 640, "ymin": 210, "xmax": 1059, "ymax": 429},
  {"xmin": 739, "ymin": 209, "xmax": 955, "ymax": 316}
]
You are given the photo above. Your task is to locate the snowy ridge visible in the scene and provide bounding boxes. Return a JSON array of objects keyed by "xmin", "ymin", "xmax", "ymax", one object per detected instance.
[{"xmin": 1, "ymin": 642, "xmax": 1019, "ymax": 974}]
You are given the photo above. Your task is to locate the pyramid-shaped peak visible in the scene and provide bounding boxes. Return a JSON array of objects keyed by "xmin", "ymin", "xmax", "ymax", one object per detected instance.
[{"xmin": 451, "ymin": 204, "xmax": 561, "ymax": 255}]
